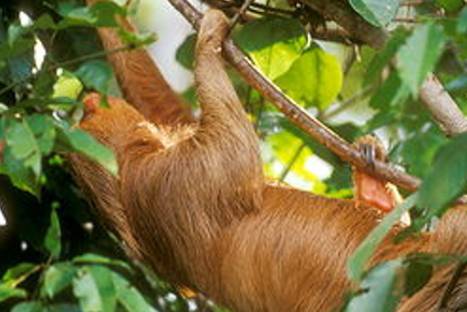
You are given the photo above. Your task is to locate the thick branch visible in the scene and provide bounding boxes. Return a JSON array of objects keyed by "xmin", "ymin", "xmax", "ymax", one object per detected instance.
[{"xmin": 420, "ymin": 74, "xmax": 467, "ymax": 136}]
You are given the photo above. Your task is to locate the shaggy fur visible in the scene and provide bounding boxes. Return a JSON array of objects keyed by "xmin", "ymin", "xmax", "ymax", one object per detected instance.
[{"xmin": 71, "ymin": 6, "xmax": 467, "ymax": 311}]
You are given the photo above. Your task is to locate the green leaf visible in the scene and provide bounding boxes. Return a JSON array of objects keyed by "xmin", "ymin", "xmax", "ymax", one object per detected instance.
[
  {"xmin": 118, "ymin": 29, "xmax": 157, "ymax": 48},
  {"xmin": 58, "ymin": 1, "xmax": 126, "ymax": 28},
  {"xmin": 235, "ymin": 17, "xmax": 306, "ymax": 80},
  {"xmin": 53, "ymin": 72, "xmax": 83, "ymax": 100},
  {"xmin": 347, "ymin": 194, "xmax": 418, "ymax": 281},
  {"xmin": 11, "ymin": 301, "xmax": 43, "ymax": 312},
  {"xmin": 275, "ymin": 45, "xmax": 343, "ymax": 110},
  {"xmin": 73, "ymin": 253, "xmax": 131, "ymax": 271},
  {"xmin": 58, "ymin": 128, "xmax": 118, "ymax": 176},
  {"xmin": 365, "ymin": 28, "xmax": 409, "ymax": 85},
  {"xmin": 435, "ymin": 0, "xmax": 464, "ymax": 12},
  {"xmin": 396, "ymin": 128, "xmax": 447, "ymax": 178},
  {"xmin": 42, "ymin": 262, "xmax": 77, "ymax": 299},
  {"xmin": 404, "ymin": 260, "xmax": 432, "ymax": 296},
  {"xmin": 458, "ymin": 7, "xmax": 467, "ymax": 33},
  {"xmin": 369, "ymin": 72, "xmax": 410, "ymax": 110},
  {"xmin": 112, "ymin": 272, "xmax": 156, "ymax": 312},
  {"xmin": 73, "ymin": 266, "xmax": 117, "ymax": 312},
  {"xmin": 349, "ymin": 0, "xmax": 400, "ymax": 27},
  {"xmin": 417, "ymin": 132, "xmax": 467, "ymax": 216},
  {"xmin": 176, "ymin": 34, "xmax": 196, "ymax": 70},
  {"xmin": 396, "ymin": 23, "xmax": 446, "ymax": 97},
  {"xmin": 345, "ymin": 260, "xmax": 404, "ymax": 312},
  {"xmin": 75, "ymin": 60, "xmax": 112, "ymax": 94},
  {"xmin": 5, "ymin": 119, "xmax": 42, "ymax": 178},
  {"xmin": 0, "ymin": 284, "xmax": 27, "ymax": 303},
  {"xmin": 2, "ymin": 263, "xmax": 36, "ymax": 283},
  {"xmin": 26, "ymin": 115, "xmax": 56, "ymax": 156},
  {"xmin": 44, "ymin": 207, "xmax": 61, "ymax": 258}
]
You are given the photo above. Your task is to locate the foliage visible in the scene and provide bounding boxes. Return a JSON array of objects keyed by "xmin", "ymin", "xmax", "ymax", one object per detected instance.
[{"xmin": 0, "ymin": 0, "xmax": 466, "ymax": 311}]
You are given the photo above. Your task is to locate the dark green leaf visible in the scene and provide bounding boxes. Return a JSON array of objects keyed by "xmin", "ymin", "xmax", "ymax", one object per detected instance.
[
  {"xmin": 0, "ymin": 284, "xmax": 27, "ymax": 303},
  {"xmin": 404, "ymin": 260, "xmax": 432, "ymax": 296},
  {"xmin": 365, "ymin": 28, "xmax": 409, "ymax": 85},
  {"xmin": 26, "ymin": 115, "xmax": 56, "ymax": 156},
  {"xmin": 397, "ymin": 23, "xmax": 446, "ymax": 97},
  {"xmin": 176, "ymin": 34, "xmax": 196, "ymax": 70},
  {"xmin": 44, "ymin": 206, "xmax": 61, "ymax": 258},
  {"xmin": 417, "ymin": 132, "xmax": 467, "ymax": 216},
  {"xmin": 75, "ymin": 60, "xmax": 112, "ymax": 94},
  {"xmin": 2, "ymin": 263, "xmax": 36, "ymax": 283},
  {"xmin": 42, "ymin": 262, "xmax": 77, "ymax": 299},
  {"xmin": 369, "ymin": 71, "xmax": 410, "ymax": 109}
]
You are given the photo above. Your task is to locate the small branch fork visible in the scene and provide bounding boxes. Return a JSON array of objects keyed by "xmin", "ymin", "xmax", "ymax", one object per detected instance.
[{"xmin": 166, "ymin": 0, "xmax": 467, "ymax": 205}]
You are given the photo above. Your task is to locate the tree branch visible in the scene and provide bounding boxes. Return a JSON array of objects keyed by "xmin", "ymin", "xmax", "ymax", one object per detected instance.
[
  {"xmin": 167, "ymin": 0, "xmax": 420, "ymax": 191},
  {"xmin": 166, "ymin": 0, "xmax": 467, "ymax": 205},
  {"xmin": 420, "ymin": 74, "xmax": 467, "ymax": 137}
]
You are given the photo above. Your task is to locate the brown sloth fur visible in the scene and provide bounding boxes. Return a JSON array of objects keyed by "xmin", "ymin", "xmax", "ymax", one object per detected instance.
[{"xmin": 70, "ymin": 5, "xmax": 467, "ymax": 312}]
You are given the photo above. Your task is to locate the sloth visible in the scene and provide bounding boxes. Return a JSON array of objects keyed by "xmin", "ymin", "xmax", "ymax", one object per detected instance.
[{"xmin": 70, "ymin": 5, "xmax": 467, "ymax": 311}]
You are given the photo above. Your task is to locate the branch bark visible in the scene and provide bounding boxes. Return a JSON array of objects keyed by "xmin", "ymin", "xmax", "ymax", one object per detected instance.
[{"xmin": 420, "ymin": 74, "xmax": 467, "ymax": 137}]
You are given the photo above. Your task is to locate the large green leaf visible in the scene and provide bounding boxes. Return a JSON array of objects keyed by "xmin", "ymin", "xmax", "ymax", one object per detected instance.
[
  {"xmin": 347, "ymin": 194, "xmax": 418, "ymax": 281},
  {"xmin": 349, "ymin": 0, "xmax": 400, "ymax": 27},
  {"xmin": 42, "ymin": 262, "xmax": 77, "ymax": 299},
  {"xmin": 58, "ymin": 128, "xmax": 118, "ymax": 176},
  {"xmin": 5, "ymin": 119, "xmax": 42, "ymax": 178},
  {"xmin": 345, "ymin": 260, "xmax": 404, "ymax": 312},
  {"xmin": 0, "ymin": 284, "xmax": 27, "ymax": 303},
  {"xmin": 364, "ymin": 28, "xmax": 409, "ymax": 85},
  {"xmin": 75, "ymin": 60, "xmax": 112, "ymax": 94},
  {"xmin": 112, "ymin": 272, "xmax": 156, "ymax": 312},
  {"xmin": 397, "ymin": 23, "xmax": 446, "ymax": 97},
  {"xmin": 73, "ymin": 266, "xmax": 117, "ymax": 312},
  {"xmin": 235, "ymin": 17, "xmax": 306, "ymax": 80},
  {"xmin": 26, "ymin": 115, "xmax": 56, "ymax": 156},
  {"xmin": 275, "ymin": 46, "xmax": 343, "ymax": 110},
  {"xmin": 417, "ymin": 132, "xmax": 467, "ymax": 216}
]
